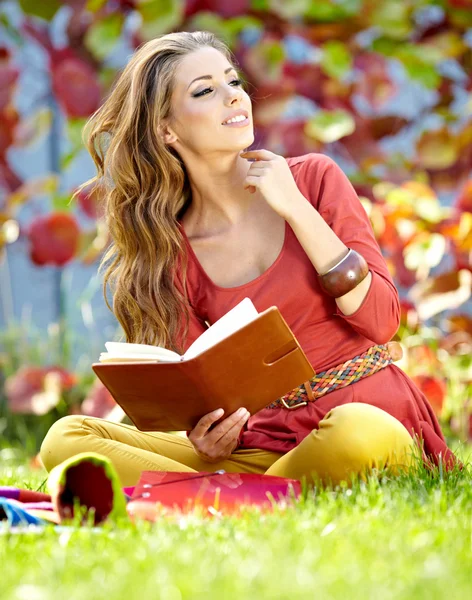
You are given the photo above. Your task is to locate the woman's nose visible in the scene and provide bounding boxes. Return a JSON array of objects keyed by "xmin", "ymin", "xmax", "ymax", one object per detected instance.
[{"xmin": 226, "ymin": 87, "xmax": 243, "ymax": 104}]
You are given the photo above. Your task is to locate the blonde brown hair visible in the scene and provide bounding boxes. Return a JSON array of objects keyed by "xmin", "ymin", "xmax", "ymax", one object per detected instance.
[{"xmin": 77, "ymin": 31, "xmax": 241, "ymax": 353}]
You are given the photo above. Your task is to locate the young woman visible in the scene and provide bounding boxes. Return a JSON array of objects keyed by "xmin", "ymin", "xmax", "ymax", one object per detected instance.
[{"xmin": 40, "ymin": 31, "xmax": 457, "ymax": 487}]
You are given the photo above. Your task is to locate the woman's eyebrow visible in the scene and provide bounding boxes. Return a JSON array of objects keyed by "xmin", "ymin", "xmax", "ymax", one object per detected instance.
[{"xmin": 187, "ymin": 67, "xmax": 237, "ymax": 90}]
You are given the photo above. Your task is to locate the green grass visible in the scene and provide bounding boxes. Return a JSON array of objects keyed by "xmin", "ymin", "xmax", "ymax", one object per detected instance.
[{"xmin": 1, "ymin": 447, "xmax": 472, "ymax": 600}]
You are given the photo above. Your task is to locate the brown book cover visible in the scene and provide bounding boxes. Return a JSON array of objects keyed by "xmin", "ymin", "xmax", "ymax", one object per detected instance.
[{"xmin": 92, "ymin": 306, "xmax": 315, "ymax": 432}]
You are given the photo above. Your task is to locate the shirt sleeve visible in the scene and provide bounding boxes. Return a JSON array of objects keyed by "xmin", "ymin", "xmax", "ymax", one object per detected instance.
[{"xmin": 311, "ymin": 154, "xmax": 401, "ymax": 345}]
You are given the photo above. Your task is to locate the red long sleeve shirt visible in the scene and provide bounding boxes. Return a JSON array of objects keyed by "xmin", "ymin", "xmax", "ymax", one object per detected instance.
[{"xmin": 174, "ymin": 153, "xmax": 456, "ymax": 469}]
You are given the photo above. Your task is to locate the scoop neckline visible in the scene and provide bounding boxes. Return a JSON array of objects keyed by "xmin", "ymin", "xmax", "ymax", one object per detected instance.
[{"xmin": 179, "ymin": 219, "xmax": 290, "ymax": 292}]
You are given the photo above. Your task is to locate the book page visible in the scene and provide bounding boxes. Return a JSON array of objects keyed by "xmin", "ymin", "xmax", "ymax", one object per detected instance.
[
  {"xmin": 103, "ymin": 342, "xmax": 181, "ymax": 362},
  {"xmin": 99, "ymin": 353, "xmax": 163, "ymax": 363},
  {"xmin": 183, "ymin": 297, "xmax": 259, "ymax": 361}
]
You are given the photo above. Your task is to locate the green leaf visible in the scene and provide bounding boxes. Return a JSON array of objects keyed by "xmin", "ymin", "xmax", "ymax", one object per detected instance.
[
  {"xmin": 261, "ymin": 39, "xmax": 286, "ymax": 68},
  {"xmin": 84, "ymin": 13, "xmax": 124, "ymax": 61},
  {"xmin": 98, "ymin": 66, "xmax": 119, "ymax": 90},
  {"xmin": 321, "ymin": 40, "xmax": 352, "ymax": 80},
  {"xmin": 304, "ymin": 0, "xmax": 357, "ymax": 21},
  {"xmin": 66, "ymin": 118, "xmax": 88, "ymax": 147},
  {"xmin": 395, "ymin": 44, "xmax": 442, "ymax": 89},
  {"xmin": 403, "ymin": 59, "xmax": 440, "ymax": 89},
  {"xmin": 86, "ymin": 0, "xmax": 108, "ymax": 12},
  {"xmin": 60, "ymin": 119, "xmax": 87, "ymax": 170},
  {"xmin": 137, "ymin": 0, "xmax": 184, "ymax": 40},
  {"xmin": 224, "ymin": 16, "xmax": 263, "ymax": 38},
  {"xmin": 51, "ymin": 193, "xmax": 74, "ymax": 212},
  {"xmin": 187, "ymin": 12, "xmax": 228, "ymax": 43},
  {"xmin": 18, "ymin": 0, "xmax": 61, "ymax": 20},
  {"xmin": 415, "ymin": 197, "xmax": 446, "ymax": 224},
  {"xmin": 304, "ymin": 110, "xmax": 356, "ymax": 143},
  {"xmin": 385, "ymin": 187, "xmax": 415, "ymax": 209},
  {"xmin": 449, "ymin": 7, "xmax": 472, "ymax": 28},
  {"xmin": 60, "ymin": 148, "xmax": 82, "ymax": 172},
  {"xmin": 269, "ymin": 0, "xmax": 313, "ymax": 20},
  {"xmin": 251, "ymin": 0, "xmax": 270, "ymax": 9},
  {"xmin": 369, "ymin": 1, "xmax": 413, "ymax": 40},
  {"xmin": 240, "ymin": 38, "xmax": 285, "ymax": 81},
  {"xmin": 371, "ymin": 37, "xmax": 401, "ymax": 57}
]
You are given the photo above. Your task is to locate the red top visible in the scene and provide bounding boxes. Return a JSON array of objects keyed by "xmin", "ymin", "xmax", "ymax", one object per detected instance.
[{"xmin": 175, "ymin": 153, "xmax": 457, "ymax": 469}]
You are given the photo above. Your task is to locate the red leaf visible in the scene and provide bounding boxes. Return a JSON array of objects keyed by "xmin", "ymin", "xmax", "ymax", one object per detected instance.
[
  {"xmin": 28, "ymin": 212, "xmax": 80, "ymax": 266},
  {"xmin": 0, "ymin": 157, "xmax": 22, "ymax": 193},
  {"xmin": 448, "ymin": 0, "xmax": 472, "ymax": 7},
  {"xmin": 282, "ymin": 62, "xmax": 325, "ymax": 103},
  {"xmin": 261, "ymin": 119, "xmax": 322, "ymax": 157},
  {"xmin": 341, "ymin": 114, "xmax": 386, "ymax": 164},
  {"xmin": 354, "ymin": 53, "xmax": 397, "ymax": 110},
  {"xmin": 5, "ymin": 366, "xmax": 44, "ymax": 413},
  {"xmin": 411, "ymin": 374, "xmax": 447, "ymax": 417},
  {"xmin": 455, "ymin": 179, "xmax": 472, "ymax": 213},
  {"xmin": 0, "ymin": 49, "xmax": 19, "ymax": 111},
  {"xmin": 118, "ymin": 0, "xmax": 136, "ymax": 11},
  {"xmin": 0, "ymin": 107, "xmax": 19, "ymax": 157},
  {"xmin": 52, "ymin": 55, "xmax": 101, "ymax": 118},
  {"xmin": 453, "ymin": 245, "xmax": 472, "ymax": 272},
  {"xmin": 399, "ymin": 299, "xmax": 419, "ymax": 332},
  {"xmin": 44, "ymin": 366, "xmax": 77, "ymax": 390},
  {"xmin": 377, "ymin": 215, "xmax": 401, "ymax": 253},
  {"xmin": 76, "ymin": 182, "xmax": 106, "ymax": 220},
  {"xmin": 184, "ymin": 0, "xmax": 249, "ymax": 17},
  {"xmin": 81, "ymin": 379, "xmax": 117, "ymax": 419},
  {"xmin": 391, "ymin": 246, "xmax": 417, "ymax": 288},
  {"xmin": 4, "ymin": 365, "xmax": 76, "ymax": 414}
]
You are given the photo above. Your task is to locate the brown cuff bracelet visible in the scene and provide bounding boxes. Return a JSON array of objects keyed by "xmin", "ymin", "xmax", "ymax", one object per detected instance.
[{"xmin": 317, "ymin": 248, "xmax": 369, "ymax": 298}]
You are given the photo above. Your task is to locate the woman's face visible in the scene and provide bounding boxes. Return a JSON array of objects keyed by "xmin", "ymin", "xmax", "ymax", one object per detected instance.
[{"xmin": 163, "ymin": 47, "xmax": 254, "ymax": 156}]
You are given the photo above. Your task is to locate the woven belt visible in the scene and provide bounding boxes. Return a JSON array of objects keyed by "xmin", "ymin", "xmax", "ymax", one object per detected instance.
[{"xmin": 267, "ymin": 343, "xmax": 396, "ymax": 410}]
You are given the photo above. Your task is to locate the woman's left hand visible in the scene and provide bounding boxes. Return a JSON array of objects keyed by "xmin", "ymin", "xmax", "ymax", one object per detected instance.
[{"xmin": 240, "ymin": 149, "xmax": 306, "ymax": 221}]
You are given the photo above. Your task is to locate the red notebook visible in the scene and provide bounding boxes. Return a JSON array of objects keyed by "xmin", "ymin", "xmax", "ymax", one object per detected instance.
[{"xmin": 128, "ymin": 471, "xmax": 302, "ymax": 517}]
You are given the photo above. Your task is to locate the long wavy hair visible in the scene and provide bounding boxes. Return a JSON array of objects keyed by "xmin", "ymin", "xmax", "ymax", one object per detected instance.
[{"xmin": 77, "ymin": 31, "xmax": 241, "ymax": 354}]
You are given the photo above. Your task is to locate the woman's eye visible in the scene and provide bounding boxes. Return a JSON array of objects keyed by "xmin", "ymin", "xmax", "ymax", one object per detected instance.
[{"xmin": 193, "ymin": 79, "xmax": 243, "ymax": 97}]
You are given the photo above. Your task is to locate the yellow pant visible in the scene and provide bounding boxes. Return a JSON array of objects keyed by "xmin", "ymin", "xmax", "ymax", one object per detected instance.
[{"xmin": 40, "ymin": 403, "xmax": 417, "ymax": 488}]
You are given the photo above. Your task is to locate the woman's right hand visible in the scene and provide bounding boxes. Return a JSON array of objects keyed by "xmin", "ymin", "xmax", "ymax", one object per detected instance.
[{"xmin": 187, "ymin": 407, "xmax": 250, "ymax": 463}]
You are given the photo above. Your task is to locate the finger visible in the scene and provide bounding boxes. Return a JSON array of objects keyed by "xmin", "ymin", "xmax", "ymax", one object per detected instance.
[
  {"xmin": 206, "ymin": 408, "xmax": 249, "ymax": 443},
  {"xmin": 217, "ymin": 413, "xmax": 250, "ymax": 453},
  {"xmin": 245, "ymin": 161, "xmax": 270, "ymax": 169},
  {"xmin": 243, "ymin": 175, "xmax": 260, "ymax": 190},
  {"xmin": 195, "ymin": 411, "xmax": 249, "ymax": 461},
  {"xmin": 192, "ymin": 408, "xmax": 225, "ymax": 440},
  {"xmin": 240, "ymin": 149, "xmax": 276, "ymax": 161}
]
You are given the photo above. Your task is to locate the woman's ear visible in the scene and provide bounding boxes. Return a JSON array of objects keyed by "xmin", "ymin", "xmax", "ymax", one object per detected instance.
[{"xmin": 159, "ymin": 122, "xmax": 178, "ymax": 145}]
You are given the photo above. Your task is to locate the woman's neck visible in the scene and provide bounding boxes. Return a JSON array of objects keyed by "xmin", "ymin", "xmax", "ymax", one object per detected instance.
[{"xmin": 180, "ymin": 153, "xmax": 261, "ymax": 235}]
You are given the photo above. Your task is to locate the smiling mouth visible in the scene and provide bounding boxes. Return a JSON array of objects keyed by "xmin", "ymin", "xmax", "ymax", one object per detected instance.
[{"xmin": 222, "ymin": 116, "xmax": 250, "ymax": 126}]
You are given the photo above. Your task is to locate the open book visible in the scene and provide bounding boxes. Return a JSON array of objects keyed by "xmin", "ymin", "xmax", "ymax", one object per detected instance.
[
  {"xmin": 99, "ymin": 297, "xmax": 259, "ymax": 363},
  {"xmin": 92, "ymin": 299, "xmax": 315, "ymax": 431}
]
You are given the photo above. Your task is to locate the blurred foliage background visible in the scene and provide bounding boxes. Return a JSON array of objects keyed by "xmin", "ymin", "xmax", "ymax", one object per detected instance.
[{"xmin": 0, "ymin": 0, "xmax": 471, "ymax": 459}]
